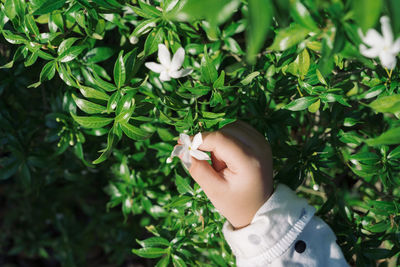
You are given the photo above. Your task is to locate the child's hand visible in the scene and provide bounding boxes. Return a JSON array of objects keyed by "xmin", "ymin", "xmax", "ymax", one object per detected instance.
[{"xmin": 187, "ymin": 121, "xmax": 273, "ymax": 229}]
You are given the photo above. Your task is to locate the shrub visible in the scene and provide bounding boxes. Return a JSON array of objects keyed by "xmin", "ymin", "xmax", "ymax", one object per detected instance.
[{"xmin": 1, "ymin": 0, "xmax": 400, "ymax": 266}]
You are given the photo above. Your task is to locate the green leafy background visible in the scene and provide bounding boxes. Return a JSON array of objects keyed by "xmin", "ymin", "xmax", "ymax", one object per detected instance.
[{"xmin": 0, "ymin": 0, "xmax": 400, "ymax": 266}]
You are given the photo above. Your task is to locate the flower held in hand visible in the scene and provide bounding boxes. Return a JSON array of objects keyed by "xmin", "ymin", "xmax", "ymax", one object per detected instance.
[
  {"xmin": 166, "ymin": 132, "xmax": 210, "ymax": 170},
  {"xmin": 145, "ymin": 44, "xmax": 193, "ymax": 81},
  {"xmin": 359, "ymin": 16, "xmax": 400, "ymax": 70}
]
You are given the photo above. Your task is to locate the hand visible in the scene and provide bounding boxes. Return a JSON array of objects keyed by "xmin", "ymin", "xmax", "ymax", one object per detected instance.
[{"xmin": 187, "ymin": 121, "xmax": 273, "ymax": 229}]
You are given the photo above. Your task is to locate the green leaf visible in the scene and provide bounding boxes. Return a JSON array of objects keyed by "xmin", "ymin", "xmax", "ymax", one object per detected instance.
[
  {"xmin": 72, "ymin": 94, "xmax": 106, "ymax": 114},
  {"xmin": 84, "ymin": 47, "xmax": 114, "ymax": 63},
  {"xmin": 131, "ymin": 18, "xmax": 158, "ymax": 37},
  {"xmin": 155, "ymin": 255, "xmax": 170, "ymax": 267},
  {"xmin": 9, "ymin": 0, "xmax": 23, "ymax": 19},
  {"xmin": 165, "ymin": 195, "xmax": 192, "ymax": 209},
  {"xmin": 173, "ymin": 0, "xmax": 240, "ymax": 26},
  {"xmin": 362, "ymin": 85, "xmax": 385, "ymax": 99},
  {"xmin": 316, "ymin": 69, "xmax": 327, "ymax": 85},
  {"xmin": 92, "ymin": 71, "xmax": 117, "ymax": 92},
  {"xmin": 210, "ymin": 90, "xmax": 223, "ymax": 107},
  {"xmin": 138, "ymin": 1, "xmax": 162, "ymax": 17},
  {"xmin": 57, "ymin": 38, "xmax": 79, "ymax": 54},
  {"xmin": 4, "ymin": 0, "xmax": 17, "ymax": 20},
  {"xmin": 116, "ymin": 92, "xmax": 135, "ymax": 116},
  {"xmin": 387, "ymin": 0, "xmax": 400, "ymax": 35},
  {"xmin": 246, "ymin": 0, "xmax": 273, "ymax": 63},
  {"xmin": 270, "ymin": 24, "xmax": 310, "ymax": 51},
  {"xmin": 0, "ymin": 158, "xmax": 19, "ymax": 180},
  {"xmin": 2, "ymin": 30, "xmax": 27, "ymax": 44},
  {"xmin": 0, "ymin": 46, "xmax": 24, "ymax": 69},
  {"xmin": 40, "ymin": 61, "xmax": 56, "ymax": 82},
  {"xmin": 284, "ymin": 97, "xmax": 318, "ymax": 111},
  {"xmin": 124, "ymin": 49, "xmax": 137, "ymax": 82},
  {"xmin": 290, "ymin": 0, "xmax": 318, "ymax": 30},
  {"xmin": 157, "ymin": 128, "xmax": 174, "ymax": 141},
  {"xmin": 115, "ymin": 104, "xmax": 135, "ymax": 124},
  {"xmin": 25, "ymin": 15, "xmax": 40, "ymax": 36},
  {"xmin": 114, "ymin": 50, "xmax": 126, "ymax": 88},
  {"xmin": 107, "ymin": 92, "xmax": 120, "ymax": 113},
  {"xmin": 369, "ymin": 94, "xmax": 400, "ymax": 113},
  {"xmin": 33, "ymin": 0, "xmax": 66, "ymax": 15},
  {"xmin": 241, "ymin": 71, "xmax": 260, "ymax": 85},
  {"xmin": 29, "ymin": 60, "xmax": 56, "ymax": 88},
  {"xmin": 363, "ymin": 248, "xmax": 394, "ymax": 260},
  {"xmin": 349, "ymin": 152, "xmax": 380, "ymax": 164},
  {"xmin": 172, "ymin": 255, "xmax": 187, "ymax": 267},
  {"xmin": 320, "ymin": 93, "xmax": 351, "ymax": 107},
  {"xmin": 213, "ymin": 71, "xmax": 225, "ymax": 88},
  {"xmin": 130, "ymin": 6, "xmax": 154, "ymax": 19},
  {"xmin": 58, "ymin": 63, "xmax": 77, "ymax": 87},
  {"xmin": 77, "ymin": 82, "xmax": 109, "ymax": 101},
  {"xmin": 58, "ymin": 46, "xmax": 86, "ymax": 63},
  {"xmin": 307, "ymin": 99, "xmax": 320, "ymax": 113},
  {"xmin": 70, "ymin": 113, "xmax": 113, "ymax": 128},
  {"xmin": 18, "ymin": 163, "xmax": 31, "ymax": 188},
  {"xmin": 364, "ymin": 220, "xmax": 390, "ymax": 233},
  {"xmin": 388, "ymin": 146, "xmax": 400, "ymax": 159},
  {"xmin": 24, "ymin": 52, "xmax": 39, "ymax": 67},
  {"xmin": 175, "ymin": 175, "xmax": 194, "ymax": 195},
  {"xmin": 93, "ymin": 131, "xmax": 115, "ymax": 164},
  {"xmin": 120, "ymin": 122, "xmax": 151, "ymax": 141},
  {"xmin": 366, "ymin": 127, "xmax": 400, "ymax": 146},
  {"xmin": 136, "ymin": 237, "xmax": 170, "ymax": 248},
  {"xmin": 368, "ymin": 200, "xmax": 397, "ymax": 214},
  {"xmin": 298, "ymin": 49, "xmax": 310, "ymax": 79},
  {"xmin": 201, "ymin": 48, "xmax": 218, "ymax": 84},
  {"xmin": 144, "ymin": 28, "xmax": 163, "ymax": 56},
  {"xmin": 353, "ymin": 0, "xmax": 382, "ymax": 32},
  {"xmin": 339, "ymin": 130, "xmax": 363, "ymax": 145},
  {"xmin": 131, "ymin": 247, "xmax": 168, "ymax": 259}
]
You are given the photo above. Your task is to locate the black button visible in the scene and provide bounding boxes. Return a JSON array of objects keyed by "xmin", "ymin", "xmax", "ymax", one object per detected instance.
[{"xmin": 295, "ymin": 240, "xmax": 306, "ymax": 253}]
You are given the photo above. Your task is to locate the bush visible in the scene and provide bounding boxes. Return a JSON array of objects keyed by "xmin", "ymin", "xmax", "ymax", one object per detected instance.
[{"xmin": 1, "ymin": 0, "xmax": 400, "ymax": 266}]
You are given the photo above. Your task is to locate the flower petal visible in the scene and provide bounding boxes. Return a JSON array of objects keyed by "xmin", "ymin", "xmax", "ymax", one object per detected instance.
[
  {"xmin": 145, "ymin": 62, "xmax": 165, "ymax": 73},
  {"xmin": 181, "ymin": 151, "xmax": 192, "ymax": 170},
  {"xmin": 159, "ymin": 71, "xmax": 171, "ymax": 81},
  {"xmin": 379, "ymin": 51, "xmax": 397, "ymax": 69},
  {"xmin": 169, "ymin": 68, "xmax": 193, "ymax": 78},
  {"xmin": 191, "ymin": 132, "xmax": 203, "ymax": 150},
  {"xmin": 360, "ymin": 44, "xmax": 380, "ymax": 58},
  {"xmin": 158, "ymin": 44, "xmax": 171, "ymax": 67},
  {"xmin": 170, "ymin": 145, "xmax": 184, "ymax": 158},
  {"xmin": 179, "ymin": 133, "xmax": 191, "ymax": 147},
  {"xmin": 171, "ymin": 47, "xmax": 185, "ymax": 71},
  {"xmin": 362, "ymin": 29, "xmax": 384, "ymax": 47},
  {"xmin": 190, "ymin": 149, "xmax": 210, "ymax": 161},
  {"xmin": 380, "ymin": 16, "xmax": 393, "ymax": 45},
  {"xmin": 391, "ymin": 38, "xmax": 400, "ymax": 54}
]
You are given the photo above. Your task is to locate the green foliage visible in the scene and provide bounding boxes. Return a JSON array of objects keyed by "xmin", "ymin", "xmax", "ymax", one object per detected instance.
[{"xmin": 1, "ymin": 0, "xmax": 400, "ymax": 266}]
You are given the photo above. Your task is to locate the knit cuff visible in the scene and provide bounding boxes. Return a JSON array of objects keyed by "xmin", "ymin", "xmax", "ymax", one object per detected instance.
[{"xmin": 222, "ymin": 184, "xmax": 316, "ymax": 265}]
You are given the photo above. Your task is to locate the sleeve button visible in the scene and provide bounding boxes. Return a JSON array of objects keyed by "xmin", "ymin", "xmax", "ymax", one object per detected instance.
[{"xmin": 294, "ymin": 240, "xmax": 306, "ymax": 253}]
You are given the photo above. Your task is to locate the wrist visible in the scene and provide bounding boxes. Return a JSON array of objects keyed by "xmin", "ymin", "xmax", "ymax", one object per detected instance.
[{"xmin": 231, "ymin": 187, "xmax": 274, "ymax": 230}]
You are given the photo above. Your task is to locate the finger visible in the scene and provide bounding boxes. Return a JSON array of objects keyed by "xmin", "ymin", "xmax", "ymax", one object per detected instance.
[
  {"xmin": 211, "ymin": 153, "xmax": 227, "ymax": 172},
  {"xmin": 198, "ymin": 131, "xmax": 249, "ymax": 172},
  {"xmin": 189, "ymin": 158, "xmax": 227, "ymax": 199},
  {"xmin": 220, "ymin": 121, "xmax": 271, "ymax": 157}
]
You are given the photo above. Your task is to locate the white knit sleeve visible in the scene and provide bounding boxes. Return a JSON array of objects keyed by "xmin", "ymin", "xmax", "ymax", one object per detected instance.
[{"xmin": 222, "ymin": 184, "xmax": 349, "ymax": 267}]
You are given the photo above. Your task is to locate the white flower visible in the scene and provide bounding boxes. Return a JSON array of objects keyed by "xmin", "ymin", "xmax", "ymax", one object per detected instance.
[
  {"xmin": 145, "ymin": 44, "xmax": 193, "ymax": 82},
  {"xmin": 359, "ymin": 16, "xmax": 400, "ymax": 70},
  {"xmin": 166, "ymin": 132, "xmax": 210, "ymax": 170}
]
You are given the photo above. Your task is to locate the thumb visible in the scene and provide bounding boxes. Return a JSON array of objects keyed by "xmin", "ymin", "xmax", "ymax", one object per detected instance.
[{"xmin": 189, "ymin": 158, "xmax": 226, "ymax": 199}]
